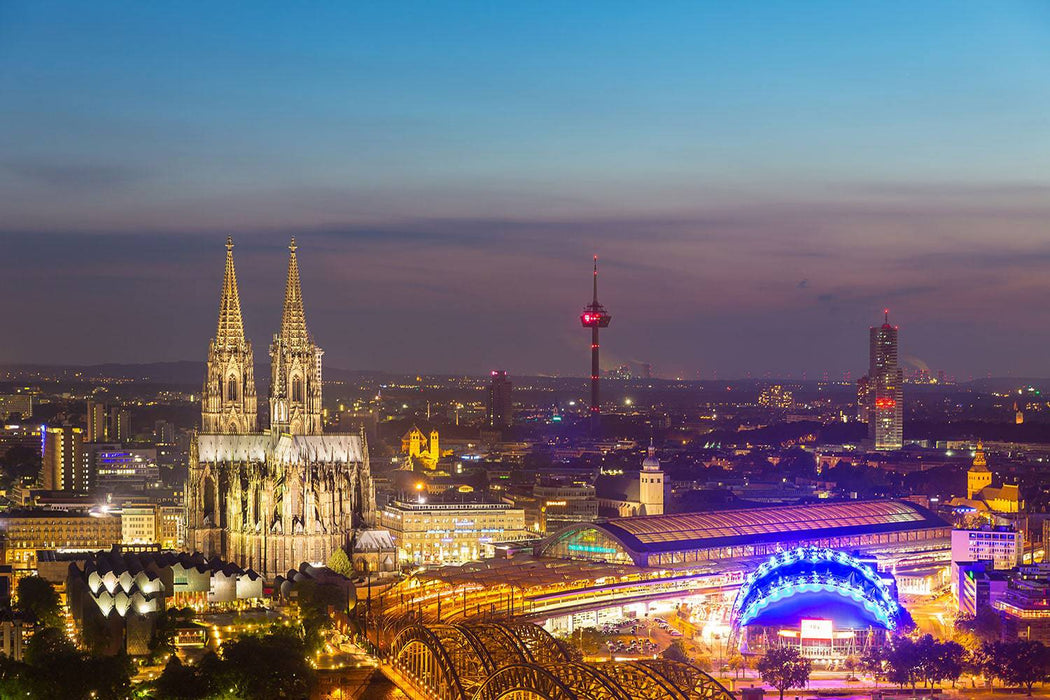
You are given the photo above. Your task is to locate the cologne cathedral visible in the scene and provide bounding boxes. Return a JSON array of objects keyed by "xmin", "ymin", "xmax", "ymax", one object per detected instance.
[{"xmin": 186, "ymin": 237, "xmax": 375, "ymax": 578}]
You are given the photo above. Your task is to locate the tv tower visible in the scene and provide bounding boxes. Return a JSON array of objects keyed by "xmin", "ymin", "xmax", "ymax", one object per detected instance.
[{"xmin": 580, "ymin": 256, "xmax": 611, "ymax": 432}]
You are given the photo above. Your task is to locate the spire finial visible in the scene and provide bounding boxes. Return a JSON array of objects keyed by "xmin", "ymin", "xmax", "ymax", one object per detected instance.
[
  {"xmin": 884, "ymin": 308, "xmax": 889, "ymax": 324},
  {"xmin": 280, "ymin": 238, "xmax": 308, "ymax": 346},
  {"xmin": 215, "ymin": 235, "xmax": 245, "ymax": 346},
  {"xmin": 593, "ymin": 255, "xmax": 599, "ymax": 305}
]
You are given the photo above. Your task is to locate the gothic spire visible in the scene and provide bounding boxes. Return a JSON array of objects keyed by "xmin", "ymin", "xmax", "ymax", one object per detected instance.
[
  {"xmin": 280, "ymin": 237, "xmax": 310, "ymax": 346},
  {"xmin": 215, "ymin": 236, "xmax": 245, "ymax": 347}
]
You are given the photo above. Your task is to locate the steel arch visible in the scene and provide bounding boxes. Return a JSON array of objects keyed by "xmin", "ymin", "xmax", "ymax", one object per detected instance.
[
  {"xmin": 504, "ymin": 622, "xmax": 572, "ymax": 665},
  {"xmin": 388, "ymin": 624, "xmax": 469, "ymax": 700},
  {"xmin": 635, "ymin": 659, "xmax": 735, "ymax": 700},
  {"xmin": 430, "ymin": 624, "xmax": 500, "ymax": 695},
  {"xmin": 471, "ymin": 623, "xmax": 533, "ymax": 666},
  {"xmin": 471, "ymin": 663, "xmax": 578, "ymax": 700},
  {"xmin": 544, "ymin": 662, "xmax": 630, "ymax": 699},
  {"xmin": 599, "ymin": 662, "xmax": 690, "ymax": 700}
]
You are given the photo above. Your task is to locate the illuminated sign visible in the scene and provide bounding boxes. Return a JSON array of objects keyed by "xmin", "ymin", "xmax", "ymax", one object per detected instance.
[
  {"xmin": 568, "ymin": 544, "xmax": 618, "ymax": 554},
  {"xmin": 800, "ymin": 619, "xmax": 833, "ymax": 639}
]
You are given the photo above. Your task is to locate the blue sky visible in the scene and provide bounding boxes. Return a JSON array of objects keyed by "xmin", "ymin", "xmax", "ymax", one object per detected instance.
[{"xmin": 3, "ymin": 2, "xmax": 1050, "ymax": 377}]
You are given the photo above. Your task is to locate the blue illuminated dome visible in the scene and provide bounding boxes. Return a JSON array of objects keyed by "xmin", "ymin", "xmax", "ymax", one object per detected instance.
[{"xmin": 731, "ymin": 546, "xmax": 909, "ymax": 632}]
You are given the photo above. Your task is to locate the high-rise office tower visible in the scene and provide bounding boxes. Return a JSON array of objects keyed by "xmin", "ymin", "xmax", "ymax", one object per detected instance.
[
  {"xmin": 486, "ymin": 370, "xmax": 513, "ymax": 429},
  {"xmin": 109, "ymin": 407, "xmax": 131, "ymax": 442},
  {"xmin": 580, "ymin": 256, "xmax": 611, "ymax": 433},
  {"xmin": 867, "ymin": 311, "xmax": 903, "ymax": 451},
  {"xmin": 86, "ymin": 400, "xmax": 107, "ymax": 442},
  {"xmin": 41, "ymin": 425, "xmax": 89, "ymax": 492}
]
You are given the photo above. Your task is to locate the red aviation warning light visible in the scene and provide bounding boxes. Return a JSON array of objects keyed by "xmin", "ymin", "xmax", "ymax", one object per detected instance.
[{"xmin": 580, "ymin": 256, "xmax": 611, "ymax": 328}]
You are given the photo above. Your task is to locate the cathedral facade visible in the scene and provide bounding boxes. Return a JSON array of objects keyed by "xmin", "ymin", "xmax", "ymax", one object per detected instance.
[{"xmin": 186, "ymin": 238, "xmax": 375, "ymax": 578}]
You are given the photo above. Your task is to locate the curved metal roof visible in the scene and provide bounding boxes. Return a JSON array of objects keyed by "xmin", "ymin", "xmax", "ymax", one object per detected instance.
[{"xmin": 544, "ymin": 499, "xmax": 948, "ymax": 558}]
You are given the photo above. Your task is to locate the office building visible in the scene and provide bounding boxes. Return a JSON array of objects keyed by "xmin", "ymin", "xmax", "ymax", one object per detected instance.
[
  {"xmin": 486, "ymin": 370, "xmax": 513, "ymax": 429},
  {"xmin": 109, "ymin": 407, "xmax": 131, "ymax": 442},
  {"xmin": 86, "ymin": 400, "xmax": 107, "ymax": 443},
  {"xmin": 0, "ymin": 509, "xmax": 122, "ymax": 573},
  {"xmin": 865, "ymin": 311, "xmax": 903, "ymax": 450},
  {"xmin": 41, "ymin": 425, "xmax": 89, "ymax": 492},
  {"xmin": 951, "ymin": 526, "xmax": 1023, "ymax": 570},
  {"xmin": 92, "ymin": 447, "xmax": 160, "ymax": 492},
  {"xmin": 994, "ymin": 565, "xmax": 1050, "ymax": 642},
  {"xmin": 379, "ymin": 496, "xmax": 529, "ymax": 565},
  {"xmin": 119, "ymin": 503, "xmax": 183, "ymax": 549}
]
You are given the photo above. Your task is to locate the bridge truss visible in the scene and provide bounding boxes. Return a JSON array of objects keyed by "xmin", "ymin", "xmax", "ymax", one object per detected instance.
[{"xmin": 388, "ymin": 621, "xmax": 734, "ymax": 700}]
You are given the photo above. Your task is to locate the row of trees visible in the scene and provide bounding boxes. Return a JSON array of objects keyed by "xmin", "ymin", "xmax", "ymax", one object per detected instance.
[
  {"xmin": 862, "ymin": 634, "xmax": 1050, "ymax": 695},
  {"xmin": 150, "ymin": 627, "xmax": 316, "ymax": 700},
  {"xmin": 751, "ymin": 634, "xmax": 1050, "ymax": 698}
]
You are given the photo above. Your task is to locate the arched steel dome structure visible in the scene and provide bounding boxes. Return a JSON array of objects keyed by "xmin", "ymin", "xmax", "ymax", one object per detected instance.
[
  {"xmin": 387, "ymin": 621, "xmax": 734, "ymax": 700},
  {"xmin": 730, "ymin": 546, "xmax": 906, "ymax": 633}
]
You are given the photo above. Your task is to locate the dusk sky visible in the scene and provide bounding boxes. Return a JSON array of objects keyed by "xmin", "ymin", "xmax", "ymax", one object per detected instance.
[{"xmin": 3, "ymin": 2, "xmax": 1050, "ymax": 378}]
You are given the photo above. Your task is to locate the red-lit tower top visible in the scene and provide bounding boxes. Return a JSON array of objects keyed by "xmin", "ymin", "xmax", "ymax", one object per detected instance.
[
  {"xmin": 580, "ymin": 256, "xmax": 611, "ymax": 328},
  {"xmin": 581, "ymin": 256, "xmax": 610, "ymax": 432}
]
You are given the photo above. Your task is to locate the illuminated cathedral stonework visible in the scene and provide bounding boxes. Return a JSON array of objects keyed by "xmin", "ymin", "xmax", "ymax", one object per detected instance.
[{"xmin": 186, "ymin": 238, "xmax": 375, "ymax": 578}]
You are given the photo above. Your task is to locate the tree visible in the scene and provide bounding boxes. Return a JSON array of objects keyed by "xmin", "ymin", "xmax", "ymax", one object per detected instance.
[
  {"xmin": 219, "ymin": 627, "xmax": 316, "ymax": 700},
  {"xmin": 728, "ymin": 653, "xmax": 749, "ymax": 679},
  {"xmin": 148, "ymin": 607, "xmax": 196, "ymax": 662},
  {"xmin": 938, "ymin": 640, "xmax": 965, "ymax": 688},
  {"xmin": 19, "ymin": 626, "xmax": 132, "ymax": 700},
  {"xmin": 885, "ymin": 636, "xmax": 920, "ymax": 689},
  {"xmin": 757, "ymin": 646, "xmax": 811, "ymax": 700},
  {"xmin": 861, "ymin": 644, "xmax": 886, "ymax": 687},
  {"xmin": 295, "ymin": 580, "xmax": 346, "ymax": 652},
  {"xmin": 1001, "ymin": 640, "xmax": 1050, "ymax": 696},
  {"xmin": 1, "ymin": 444, "xmax": 41, "ymax": 483},
  {"xmin": 16, "ymin": 576, "xmax": 61, "ymax": 627},
  {"xmin": 326, "ymin": 547, "xmax": 353, "ymax": 577},
  {"xmin": 955, "ymin": 604, "xmax": 1002, "ymax": 647},
  {"xmin": 662, "ymin": 639, "xmax": 690, "ymax": 663}
]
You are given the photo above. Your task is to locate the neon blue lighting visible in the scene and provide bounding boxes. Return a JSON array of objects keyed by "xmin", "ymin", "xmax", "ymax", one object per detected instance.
[{"xmin": 731, "ymin": 545, "xmax": 902, "ymax": 632}]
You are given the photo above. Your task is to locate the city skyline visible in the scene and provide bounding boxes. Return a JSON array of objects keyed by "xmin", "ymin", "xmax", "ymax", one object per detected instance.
[{"xmin": 4, "ymin": 3, "xmax": 1050, "ymax": 376}]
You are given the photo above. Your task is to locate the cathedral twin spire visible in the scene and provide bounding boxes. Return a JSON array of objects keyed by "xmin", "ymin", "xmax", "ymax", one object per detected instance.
[{"xmin": 202, "ymin": 237, "xmax": 323, "ymax": 435}]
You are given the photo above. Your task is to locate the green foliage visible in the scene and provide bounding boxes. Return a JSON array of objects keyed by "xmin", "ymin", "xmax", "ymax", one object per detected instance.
[
  {"xmin": 976, "ymin": 639, "xmax": 1050, "ymax": 695},
  {"xmin": 884, "ymin": 634, "xmax": 967, "ymax": 690},
  {"xmin": 150, "ymin": 628, "xmax": 317, "ymax": 700},
  {"xmin": 295, "ymin": 580, "xmax": 346, "ymax": 653},
  {"xmin": 757, "ymin": 646, "xmax": 811, "ymax": 700},
  {"xmin": 1, "ymin": 444, "xmax": 41, "ymax": 483},
  {"xmin": 9, "ymin": 626, "xmax": 133, "ymax": 699},
  {"xmin": 16, "ymin": 575, "xmax": 61, "ymax": 627},
  {"xmin": 662, "ymin": 639, "xmax": 690, "ymax": 663},
  {"xmin": 220, "ymin": 627, "xmax": 316, "ymax": 700},
  {"xmin": 148, "ymin": 607, "xmax": 197, "ymax": 662},
  {"xmin": 955, "ymin": 604, "xmax": 1002, "ymax": 646},
  {"xmin": 326, "ymin": 547, "xmax": 353, "ymax": 577}
]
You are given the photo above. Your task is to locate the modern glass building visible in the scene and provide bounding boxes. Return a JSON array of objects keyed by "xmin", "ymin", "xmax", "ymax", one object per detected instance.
[{"xmin": 537, "ymin": 500, "xmax": 950, "ymax": 568}]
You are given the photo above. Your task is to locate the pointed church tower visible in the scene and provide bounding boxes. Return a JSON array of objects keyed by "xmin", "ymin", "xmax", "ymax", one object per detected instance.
[
  {"xmin": 639, "ymin": 439, "xmax": 664, "ymax": 516},
  {"xmin": 967, "ymin": 440, "xmax": 992, "ymax": 500},
  {"xmin": 201, "ymin": 237, "xmax": 258, "ymax": 433},
  {"xmin": 270, "ymin": 238, "xmax": 324, "ymax": 435}
]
